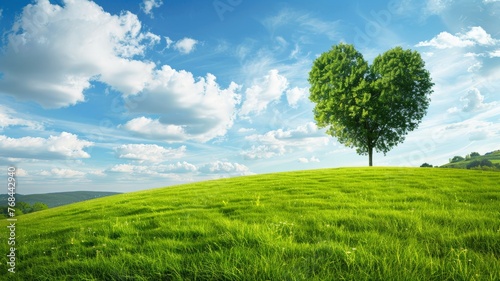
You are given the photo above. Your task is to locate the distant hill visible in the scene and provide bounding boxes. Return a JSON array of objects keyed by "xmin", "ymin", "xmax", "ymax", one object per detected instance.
[
  {"xmin": 0, "ymin": 191, "xmax": 121, "ymax": 208},
  {"xmin": 440, "ymin": 149, "xmax": 500, "ymax": 170}
]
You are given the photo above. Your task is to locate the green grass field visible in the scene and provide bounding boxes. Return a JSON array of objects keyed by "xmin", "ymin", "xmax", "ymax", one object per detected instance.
[{"xmin": 1, "ymin": 168, "xmax": 499, "ymax": 280}]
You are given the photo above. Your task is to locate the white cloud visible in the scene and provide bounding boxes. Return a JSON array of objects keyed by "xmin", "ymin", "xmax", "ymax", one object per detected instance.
[
  {"xmin": 285, "ymin": 87, "xmax": 308, "ymax": 107},
  {"xmin": 490, "ymin": 50, "xmax": 500, "ymax": 57},
  {"xmin": 165, "ymin": 36, "xmax": 174, "ymax": 48},
  {"xmin": 241, "ymin": 122, "xmax": 330, "ymax": 159},
  {"xmin": 141, "ymin": 0, "xmax": 163, "ymax": 17},
  {"xmin": 444, "ymin": 120, "xmax": 499, "ymax": 142},
  {"xmin": 289, "ymin": 44, "xmax": 300, "ymax": 59},
  {"xmin": 246, "ymin": 122, "xmax": 322, "ymax": 140},
  {"xmin": 109, "ymin": 163, "xmax": 196, "ymax": 176},
  {"xmin": 109, "ymin": 161, "xmax": 251, "ymax": 177},
  {"xmin": 416, "ymin": 31, "xmax": 475, "ymax": 49},
  {"xmin": 164, "ymin": 162, "xmax": 198, "ymax": 173},
  {"xmin": 122, "ymin": 68, "xmax": 241, "ymax": 142},
  {"xmin": 464, "ymin": 26, "xmax": 496, "ymax": 45},
  {"xmin": 416, "ymin": 26, "xmax": 496, "ymax": 49},
  {"xmin": 199, "ymin": 161, "xmax": 252, "ymax": 175},
  {"xmin": 164, "ymin": 37, "xmax": 199, "ymax": 54},
  {"xmin": 298, "ymin": 156, "xmax": 320, "ymax": 163},
  {"xmin": 0, "ymin": 0, "xmax": 158, "ymax": 108},
  {"xmin": 16, "ymin": 168, "xmax": 28, "ymax": 177},
  {"xmin": 110, "ymin": 164, "xmax": 151, "ymax": 174},
  {"xmin": 174, "ymin": 38, "xmax": 198, "ymax": 54},
  {"xmin": 241, "ymin": 144, "xmax": 287, "ymax": 160},
  {"xmin": 467, "ymin": 61, "xmax": 483, "ymax": 73},
  {"xmin": 0, "ymin": 106, "xmax": 43, "ymax": 130},
  {"xmin": 40, "ymin": 168, "xmax": 85, "ymax": 178},
  {"xmin": 89, "ymin": 170, "xmax": 106, "ymax": 177},
  {"xmin": 447, "ymin": 107, "xmax": 460, "ymax": 114},
  {"xmin": 460, "ymin": 88, "xmax": 497, "ymax": 112},
  {"xmin": 121, "ymin": 117, "xmax": 187, "ymax": 141},
  {"xmin": 115, "ymin": 144, "xmax": 186, "ymax": 163},
  {"xmin": 240, "ymin": 69, "xmax": 289, "ymax": 116},
  {"xmin": 0, "ymin": 132, "xmax": 93, "ymax": 160},
  {"xmin": 110, "ymin": 162, "xmax": 197, "ymax": 175},
  {"xmin": 238, "ymin": 128, "xmax": 256, "ymax": 133}
]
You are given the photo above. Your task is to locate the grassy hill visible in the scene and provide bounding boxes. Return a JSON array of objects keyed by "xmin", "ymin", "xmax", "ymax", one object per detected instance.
[
  {"xmin": 0, "ymin": 191, "xmax": 121, "ymax": 208},
  {"xmin": 1, "ymin": 168, "xmax": 499, "ymax": 280},
  {"xmin": 441, "ymin": 150, "xmax": 500, "ymax": 169}
]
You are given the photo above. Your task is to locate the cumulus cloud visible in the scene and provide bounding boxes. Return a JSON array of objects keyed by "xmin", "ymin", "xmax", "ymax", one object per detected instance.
[
  {"xmin": 141, "ymin": 0, "xmax": 163, "ymax": 17},
  {"xmin": 460, "ymin": 88, "xmax": 497, "ymax": 112},
  {"xmin": 122, "ymin": 68, "xmax": 241, "ymax": 142},
  {"xmin": 115, "ymin": 144, "xmax": 186, "ymax": 163},
  {"xmin": 416, "ymin": 26, "xmax": 496, "ymax": 49},
  {"xmin": 285, "ymin": 87, "xmax": 308, "ymax": 107},
  {"xmin": 240, "ymin": 69, "xmax": 289, "ymax": 116},
  {"xmin": 0, "ymin": 0, "xmax": 158, "ymax": 108},
  {"xmin": 0, "ymin": 132, "xmax": 93, "ymax": 160},
  {"xmin": 121, "ymin": 117, "xmax": 187, "ymax": 141},
  {"xmin": 0, "ymin": 1, "xmax": 237, "ymax": 143},
  {"xmin": 174, "ymin": 38, "xmax": 198, "ymax": 54},
  {"xmin": 164, "ymin": 37, "xmax": 199, "ymax": 54}
]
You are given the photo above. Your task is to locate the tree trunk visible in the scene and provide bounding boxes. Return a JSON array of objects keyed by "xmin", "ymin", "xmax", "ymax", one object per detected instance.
[{"xmin": 368, "ymin": 147, "xmax": 373, "ymax": 166}]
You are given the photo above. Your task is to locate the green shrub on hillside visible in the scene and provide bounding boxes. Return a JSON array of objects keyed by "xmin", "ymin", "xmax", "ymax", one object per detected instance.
[{"xmin": 450, "ymin": 156, "xmax": 465, "ymax": 163}]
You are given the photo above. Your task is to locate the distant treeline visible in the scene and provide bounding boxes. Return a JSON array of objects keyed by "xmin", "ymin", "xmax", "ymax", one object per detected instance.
[
  {"xmin": 1, "ymin": 201, "xmax": 48, "ymax": 217},
  {"xmin": 421, "ymin": 150, "xmax": 500, "ymax": 171}
]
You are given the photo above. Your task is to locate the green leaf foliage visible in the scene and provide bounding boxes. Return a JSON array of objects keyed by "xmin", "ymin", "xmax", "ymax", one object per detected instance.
[{"xmin": 309, "ymin": 43, "xmax": 433, "ymax": 165}]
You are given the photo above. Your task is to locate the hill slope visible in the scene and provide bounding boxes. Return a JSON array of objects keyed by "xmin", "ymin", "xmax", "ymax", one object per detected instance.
[
  {"xmin": 1, "ymin": 168, "xmax": 499, "ymax": 280},
  {"xmin": 0, "ymin": 191, "xmax": 121, "ymax": 208},
  {"xmin": 441, "ymin": 150, "xmax": 500, "ymax": 169}
]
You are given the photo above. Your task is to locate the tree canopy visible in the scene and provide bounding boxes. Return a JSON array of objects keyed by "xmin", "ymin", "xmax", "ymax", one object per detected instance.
[{"xmin": 308, "ymin": 43, "xmax": 434, "ymax": 166}]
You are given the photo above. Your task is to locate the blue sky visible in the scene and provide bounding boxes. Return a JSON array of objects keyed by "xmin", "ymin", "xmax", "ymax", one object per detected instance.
[{"xmin": 1, "ymin": 0, "xmax": 499, "ymax": 194}]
